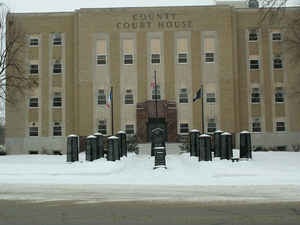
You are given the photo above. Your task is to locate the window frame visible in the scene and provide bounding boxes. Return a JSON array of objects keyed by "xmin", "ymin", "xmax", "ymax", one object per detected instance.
[
  {"xmin": 52, "ymin": 92, "xmax": 62, "ymax": 108},
  {"xmin": 53, "ymin": 61, "xmax": 62, "ymax": 74},
  {"xmin": 207, "ymin": 119, "xmax": 216, "ymax": 133},
  {"xmin": 29, "ymin": 126, "xmax": 39, "ymax": 136},
  {"xmin": 98, "ymin": 120, "xmax": 107, "ymax": 135},
  {"xmin": 123, "ymin": 54, "xmax": 134, "ymax": 65},
  {"xmin": 30, "ymin": 64, "xmax": 39, "ymax": 75},
  {"xmin": 251, "ymin": 88, "xmax": 261, "ymax": 104},
  {"xmin": 124, "ymin": 90, "xmax": 134, "ymax": 104},
  {"xmin": 206, "ymin": 92, "xmax": 216, "ymax": 103},
  {"xmin": 177, "ymin": 53, "xmax": 188, "ymax": 64},
  {"xmin": 29, "ymin": 97, "xmax": 39, "ymax": 108},
  {"xmin": 276, "ymin": 121, "xmax": 286, "ymax": 132},
  {"xmin": 249, "ymin": 59, "xmax": 260, "ymax": 70},
  {"xmin": 204, "ymin": 52, "xmax": 215, "ymax": 63},
  {"xmin": 29, "ymin": 37, "xmax": 39, "ymax": 47},
  {"xmin": 272, "ymin": 32, "xmax": 282, "ymax": 41},
  {"xmin": 275, "ymin": 87, "xmax": 284, "ymax": 103},
  {"xmin": 53, "ymin": 33, "xmax": 63, "ymax": 46},
  {"xmin": 151, "ymin": 53, "xmax": 161, "ymax": 64},
  {"xmin": 125, "ymin": 124, "xmax": 135, "ymax": 135},
  {"xmin": 252, "ymin": 118, "xmax": 262, "ymax": 133},
  {"xmin": 53, "ymin": 122, "xmax": 62, "ymax": 136},
  {"xmin": 96, "ymin": 54, "xmax": 107, "ymax": 65},
  {"xmin": 179, "ymin": 88, "xmax": 188, "ymax": 103},
  {"xmin": 152, "ymin": 85, "xmax": 161, "ymax": 100},
  {"xmin": 273, "ymin": 57, "xmax": 283, "ymax": 69},
  {"xmin": 97, "ymin": 89, "xmax": 106, "ymax": 105},
  {"xmin": 248, "ymin": 29, "xmax": 258, "ymax": 42},
  {"xmin": 180, "ymin": 123, "xmax": 189, "ymax": 134}
]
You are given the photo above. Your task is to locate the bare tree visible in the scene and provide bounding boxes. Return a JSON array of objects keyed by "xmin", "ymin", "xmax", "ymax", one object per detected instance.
[{"xmin": 0, "ymin": 4, "xmax": 37, "ymax": 104}]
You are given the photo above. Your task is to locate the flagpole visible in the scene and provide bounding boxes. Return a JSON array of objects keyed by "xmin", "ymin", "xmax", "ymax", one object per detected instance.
[
  {"xmin": 111, "ymin": 86, "xmax": 114, "ymax": 135},
  {"xmin": 201, "ymin": 84, "xmax": 204, "ymax": 134},
  {"xmin": 154, "ymin": 70, "xmax": 158, "ymax": 119}
]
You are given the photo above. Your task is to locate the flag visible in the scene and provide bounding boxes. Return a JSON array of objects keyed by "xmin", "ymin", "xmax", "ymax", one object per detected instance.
[
  {"xmin": 193, "ymin": 88, "xmax": 202, "ymax": 102},
  {"xmin": 106, "ymin": 89, "xmax": 112, "ymax": 108},
  {"xmin": 151, "ymin": 80, "xmax": 155, "ymax": 89}
]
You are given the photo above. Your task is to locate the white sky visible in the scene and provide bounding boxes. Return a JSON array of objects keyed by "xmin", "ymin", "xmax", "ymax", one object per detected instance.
[{"xmin": 2, "ymin": 0, "xmax": 299, "ymax": 13}]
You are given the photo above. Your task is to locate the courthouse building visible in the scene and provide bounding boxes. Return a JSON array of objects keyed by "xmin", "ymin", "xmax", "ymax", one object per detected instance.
[{"xmin": 5, "ymin": 1, "xmax": 300, "ymax": 154}]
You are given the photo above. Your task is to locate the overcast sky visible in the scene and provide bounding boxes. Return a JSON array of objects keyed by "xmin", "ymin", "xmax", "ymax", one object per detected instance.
[{"xmin": 2, "ymin": 0, "xmax": 300, "ymax": 13}]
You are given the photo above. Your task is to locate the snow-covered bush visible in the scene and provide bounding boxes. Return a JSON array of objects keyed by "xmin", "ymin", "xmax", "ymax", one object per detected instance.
[
  {"xmin": 127, "ymin": 135, "xmax": 139, "ymax": 154},
  {"xmin": 0, "ymin": 145, "xmax": 6, "ymax": 155}
]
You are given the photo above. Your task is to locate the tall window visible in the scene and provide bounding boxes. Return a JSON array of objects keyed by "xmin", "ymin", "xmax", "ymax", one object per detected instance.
[
  {"xmin": 53, "ymin": 92, "xmax": 62, "ymax": 107},
  {"xmin": 98, "ymin": 120, "xmax": 107, "ymax": 135},
  {"xmin": 276, "ymin": 121, "xmax": 286, "ymax": 132},
  {"xmin": 53, "ymin": 33, "xmax": 62, "ymax": 45},
  {"xmin": 29, "ymin": 36, "xmax": 39, "ymax": 46},
  {"xmin": 29, "ymin": 97, "xmax": 39, "ymax": 108},
  {"xmin": 180, "ymin": 123, "xmax": 189, "ymax": 133},
  {"xmin": 53, "ymin": 122, "xmax": 62, "ymax": 136},
  {"xmin": 272, "ymin": 32, "xmax": 282, "ymax": 41},
  {"xmin": 53, "ymin": 60, "xmax": 62, "ymax": 74},
  {"xmin": 251, "ymin": 88, "xmax": 260, "ymax": 103},
  {"xmin": 204, "ymin": 38, "xmax": 215, "ymax": 63},
  {"xmin": 252, "ymin": 118, "xmax": 261, "ymax": 132},
  {"xmin": 124, "ymin": 89, "xmax": 134, "ymax": 104},
  {"xmin": 152, "ymin": 85, "xmax": 161, "ymax": 100},
  {"xmin": 275, "ymin": 87, "xmax": 284, "ymax": 103},
  {"xmin": 125, "ymin": 124, "xmax": 135, "ymax": 135},
  {"xmin": 177, "ymin": 38, "xmax": 188, "ymax": 64},
  {"xmin": 151, "ymin": 39, "xmax": 161, "ymax": 64},
  {"xmin": 97, "ymin": 89, "xmax": 106, "ymax": 105},
  {"xmin": 249, "ymin": 55, "xmax": 260, "ymax": 70},
  {"xmin": 207, "ymin": 119, "xmax": 216, "ymax": 133},
  {"xmin": 96, "ymin": 40, "xmax": 107, "ymax": 65},
  {"xmin": 273, "ymin": 55, "xmax": 283, "ymax": 69},
  {"xmin": 206, "ymin": 93, "xmax": 216, "ymax": 103},
  {"xmin": 29, "ymin": 123, "xmax": 38, "ymax": 136},
  {"xmin": 179, "ymin": 88, "xmax": 188, "ymax": 103},
  {"xmin": 30, "ymin": 63, "xmax": 39, "ymax": 74},
  {"xmin": 123, "ymin": 39, "xmax": 134, "ymax": 65},
  {"xmin": 248, "ymin": 29, "xmax": 258, "ymax": 41}
]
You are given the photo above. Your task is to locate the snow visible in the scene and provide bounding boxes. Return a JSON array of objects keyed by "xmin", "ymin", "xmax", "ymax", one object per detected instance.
[
  {"xmin": 87, "ymin": 135, "xmax": 96, "ymax": 139},
  {"xmin": 221, "ymin": 132, "xmax": 231, "ymax": 135},
  {"xmin": 200, "ymin": 134, "xmax": 211, "ymax": 137},
  {"xmin": 108, "ymin": 136, "xmax": 119, "ymax": 139},
  {"xmin": 190, "ymin": 129, "xmax": 199, "ymax": 132},
  {"xmin": 0, "ymin": 151, "xmax": 299, "ymax": 186},
  {"xmin": 1, "ymin": 150, "xmax": 300, "ymax": 202}
]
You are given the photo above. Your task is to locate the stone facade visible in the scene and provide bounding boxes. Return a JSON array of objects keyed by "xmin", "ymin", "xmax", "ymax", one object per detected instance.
[{"xmin": 5, "ymin": 4, "xmax": 300, "ymax": 154}]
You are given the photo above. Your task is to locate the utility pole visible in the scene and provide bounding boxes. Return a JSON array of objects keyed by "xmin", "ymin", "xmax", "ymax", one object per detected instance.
[
  {"xmin": 201, "ymin": 84, "xmax": 205, "ymax": 134},
  {"xmin": 154, "ymin": 70, "xmax": 158, "ymax": 119},
  {"xmin": 111, "ymin": 86, "xmax": 114, "ymax": 135}
]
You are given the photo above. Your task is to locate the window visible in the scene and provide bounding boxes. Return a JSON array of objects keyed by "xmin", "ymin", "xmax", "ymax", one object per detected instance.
[
  {"xmin": 276, "ymin": 121, "xmax": 285, "ymax": 132},
  {"xmin": 53, "ymin": 92, "xmax": 62, "ymax": 107},
  {"xmin": 29, "ymin": 37, "xmax": 39, "ymax": 46},
  {"xmin": 179, "ymin": 88, "xmax": 188, "ymax": 103},
  {"xmin": 123, "ymin": 39, "xmax": 134, "ymax": 65},
  {"xmin": 97, "ymin": 89, "xmax": 106, "ymax": 105},
  {"xmin": 251, "ymin": 88, "xmax": 260, "ymax": 103},
  {"xmin": 151, "ymin": 54, "xmax": 160, "ymax": 64},
  {"xmin": 273, "ymin": 56, "xmax": 283, "ymax": 69},
  {"xmin": 29, "ymin": 126, "xmax": 38, "ymax": 136},
  {"xmin": 125, "ymin": 124, "xmax": 134, "ymax": 135},
  {"xmin": 177, "ymin": 38, "xmax": 188, "ymax": 64},
  {"xmin": 29, "ymin": 97, "xmax": 39, "ymax": 108},
  {"xmin": 204, "ymin": 38, "xmax": 215, "ymax": 63},
  {"xmin": 30, "ymin": 64, "xmax": 39, "ymax": 74},
  {"xmin": 275, "ymin": 87, "xmax": 284, "ymax": 103},
  {"xmin": 53, "ymin": 33, "xmax": 62, "ymax": 45},
  {"xmin": 252, "ymin": 118, "xmax": 261, "ymax": 132},
  {"xmin": 207, "ymin": 119, "xmax": 216, "ymax": 133},
  {"xmin": 178, "ymin": 53, "xmax": 188, "ymax": 64},
  {"xmin": 248, "ymin": 29, "xmax": 258, "ymax": 41},
  {"xmin": 151, "ymin": 39, "xmax": 161, "ymax": 64},
  {"xmin": 124, "ymin": 54, "xmax": 133, "ymax": 64},
  {"xmin": 272, "ymin": 32, "xmax": 282, "ymax": 41},
  {"xmin": 53, "ymin": 122, "xmax": 62, "ymax": 136},
  {"xmin": 124, "ymin": 89, "xmax": 134, "ymax": 104},
  {"xmin": 152, "ymin": 85, "xmax": 161, "ymax": 100},
  {"xmin": 180, "ymin": 123, "xmax": 189, "ymax": 133},
  {"xmin": 206, "ymin": 93, "xmax": 216, "ymax": 103},
  {"xmin": 96, "ymin": 55, "xmax": 107, "ymax": 65},
  {"xmin": 249, "ymin": 59, "xmax": 259, "ymax": 70},
  {"xmin": 98, "ymin": 120, "xmax": 107, "ymax": 135},
  {"xmin": 96, "ymin": 40, "xmax": 107, "ymax": 65},
  {"xmin": 53, "ymin": 60, "xmax": 62, "ymax": 74}
]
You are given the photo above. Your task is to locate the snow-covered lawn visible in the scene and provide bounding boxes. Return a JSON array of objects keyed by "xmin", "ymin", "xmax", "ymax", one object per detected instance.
[{"xmin": 0, "ymin": 151, "xmax": 299, "ymax": 186}]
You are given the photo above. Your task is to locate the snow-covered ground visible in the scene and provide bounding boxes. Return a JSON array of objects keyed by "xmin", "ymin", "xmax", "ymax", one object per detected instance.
[{"xmin": 0, "ymin": 150, "xmax": 300, "ymax": 202}]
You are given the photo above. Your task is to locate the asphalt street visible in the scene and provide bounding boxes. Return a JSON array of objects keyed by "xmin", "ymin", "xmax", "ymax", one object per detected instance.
[{"xmin": 1, "ymin": 200, "xmax": 300, "ymax": 225}]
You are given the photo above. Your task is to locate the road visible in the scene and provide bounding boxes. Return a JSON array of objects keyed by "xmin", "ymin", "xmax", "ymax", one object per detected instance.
[{"xmin": 0, "ymin": 200, "xmax": 300, "ymax": 225}]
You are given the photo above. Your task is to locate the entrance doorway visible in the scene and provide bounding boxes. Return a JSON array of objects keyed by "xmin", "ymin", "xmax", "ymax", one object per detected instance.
[{"xmin": 147, "ymin": 118, "xmax": 168, "ymax": 142}]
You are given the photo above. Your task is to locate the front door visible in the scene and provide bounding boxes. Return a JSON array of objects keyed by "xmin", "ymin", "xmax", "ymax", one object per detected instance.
[{"xmin": 147, "ymin": 118, "xmax": 167, "ymax": 142}]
